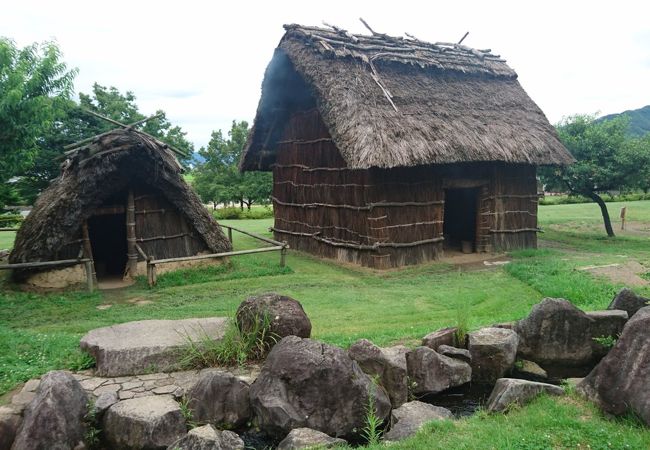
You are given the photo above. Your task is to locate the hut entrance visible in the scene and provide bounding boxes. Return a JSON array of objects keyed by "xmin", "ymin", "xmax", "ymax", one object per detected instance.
[
  {"xmin": 88, "ymin": 213, "xmax": 128, "ymax": 279},
  {"xmin": 443, "ymin": 188, "xmax": 479, "ymax": 253}
]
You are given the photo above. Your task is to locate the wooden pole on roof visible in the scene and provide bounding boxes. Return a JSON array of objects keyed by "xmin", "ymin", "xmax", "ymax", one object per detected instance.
[
  {"xmin": 82, "ymin": 109, "xmax": 189, "ymax": 158},
  {"xmin": 457, "ymin": 31, "xmax": 469, "ymax": 45},
  {"xmin": 63, "ymin": 113, "xmax": 164, "ymax": 150},
  {"xmin": 125, "ymin": 189, "xmax": 138, "ymax": 278}
]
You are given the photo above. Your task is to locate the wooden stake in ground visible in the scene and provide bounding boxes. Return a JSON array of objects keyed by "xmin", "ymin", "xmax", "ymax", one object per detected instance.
[{"xmin": 620, "ymin": 206, "xmax": 627, "ymax": 230}]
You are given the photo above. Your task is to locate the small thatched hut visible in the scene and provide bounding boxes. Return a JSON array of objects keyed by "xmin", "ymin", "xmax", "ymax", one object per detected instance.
[
  {"xmin": 241, "ymin": 24, "xmax": 574, "ymax": 269},
  {"xmin": 10, "ymin": 129, "xmax": 231, "ymax": 287}
]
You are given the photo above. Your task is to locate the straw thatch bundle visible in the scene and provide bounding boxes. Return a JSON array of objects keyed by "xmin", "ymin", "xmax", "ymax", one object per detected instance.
[
  {"xmin": 10, "ymin": 129, "xmax": 231, "ymax": 264},
  {"xmin": 241, "ymin": 24, "xmax": 573, "ymax": 170}
]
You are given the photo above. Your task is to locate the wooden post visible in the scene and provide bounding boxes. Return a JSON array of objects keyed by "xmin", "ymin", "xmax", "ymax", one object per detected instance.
[
  {"xmin": 227, "ymin": 227, "xmax": 233, "ymax": 243},
  {"xmin": 620, "ymin": 206, "xmax": 627, "ymax": 230},
  {"xmin": 81, "ymin": 220, "xmax": 97, "ymax": 284},
  {"xmin": 84, "ymin": 260, "xmax": 94, "ymax": 292},
  {"xmin": 280, "ymin": 241, "xmax": 288, "ymax": 267},
  {"xmin": 126, "ymin": 189, "xmax": 138, "ymax": 278}
]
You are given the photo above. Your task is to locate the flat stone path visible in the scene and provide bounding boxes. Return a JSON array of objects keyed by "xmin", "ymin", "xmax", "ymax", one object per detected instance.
[{"xmin": 8, "ymin": 366, "xmax": 260, "ymax": 414}]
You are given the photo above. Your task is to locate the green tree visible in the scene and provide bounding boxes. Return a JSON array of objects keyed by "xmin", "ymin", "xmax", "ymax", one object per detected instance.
[
  {"xmin": 193, "ymin": 121, "xmax": 271, "ymax": 210},
  {"xmin": 542, "ymin": 114, "xmax": 649, "ymax": 236},
  {"xmin": 0, "ymin": 38, "xmax": 77, "ymax": 208}
]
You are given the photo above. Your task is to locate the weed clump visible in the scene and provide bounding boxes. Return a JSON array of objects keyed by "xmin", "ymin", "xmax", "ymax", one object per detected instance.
[{"xmin": 180, "ymin": 312, "xmax": 278, "ymax": 369}]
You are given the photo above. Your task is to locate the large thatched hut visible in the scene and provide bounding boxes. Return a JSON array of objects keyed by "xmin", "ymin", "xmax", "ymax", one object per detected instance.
[
  {"xmin": 10, "ymin": 129, "xmax": 231, "ymax": 287},
  {"xmin": 240, "ymin": 24, "xmax": 573, "ymax": 269}
]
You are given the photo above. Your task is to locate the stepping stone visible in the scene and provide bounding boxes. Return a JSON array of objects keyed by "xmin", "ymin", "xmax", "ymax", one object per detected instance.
[
  {"xmin": 80, "ymin": 318, "xmax": 228, "ymax": 376},
  {"xmin": 103, "ymin": 396, "xmax": 186, "ymax": 449}
]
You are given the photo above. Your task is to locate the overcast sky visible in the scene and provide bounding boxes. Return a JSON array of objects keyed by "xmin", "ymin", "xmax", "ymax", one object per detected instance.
[{"xmin": 4, "ymin": 0, "xmax": 649, "ymax": 149}]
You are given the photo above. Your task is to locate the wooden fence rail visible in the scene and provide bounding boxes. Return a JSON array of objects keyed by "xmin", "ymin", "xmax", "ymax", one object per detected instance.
[
  {"xmin": 145, "ymin": 225, "xmax": 288, "ymax": 287},
  {"xmin": 0, "ymin": 258, "xmax": 94, "ymax": 292}
]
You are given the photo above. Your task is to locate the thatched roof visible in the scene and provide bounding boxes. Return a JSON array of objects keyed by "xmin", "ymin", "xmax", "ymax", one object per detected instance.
[
  {"xmin": 10, "ymin": 129, "xmax": 231, "ymax": 263},
  {"xmin": 241, "ymin": 24, "xmax": 573, "ymax": 171}
]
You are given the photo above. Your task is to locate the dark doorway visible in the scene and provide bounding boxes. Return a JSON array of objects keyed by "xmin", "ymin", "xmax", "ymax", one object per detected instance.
[
  {"xmin": 443, "ymin": 188, "xmax": 479, "ymax": 252},
  {"xmin": 88, "ymin": 213, "xmax": 127, "ymax": 279}
]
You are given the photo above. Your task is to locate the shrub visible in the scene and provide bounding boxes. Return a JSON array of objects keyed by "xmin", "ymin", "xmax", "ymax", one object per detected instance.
[{"xmin": 212, "ymin": 206, "xmax": 274, "ymax": 220}]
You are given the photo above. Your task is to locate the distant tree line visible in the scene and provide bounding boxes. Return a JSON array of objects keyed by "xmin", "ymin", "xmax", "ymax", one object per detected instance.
[{"xmin": 192, "ymin": 120, "xmax": 272, "ymax": 211}]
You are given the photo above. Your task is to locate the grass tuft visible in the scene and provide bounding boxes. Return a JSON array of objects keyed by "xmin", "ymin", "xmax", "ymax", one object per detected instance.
[{"xmin": 180, "ymin": 312, "xmax": 278, "ymax": 369}]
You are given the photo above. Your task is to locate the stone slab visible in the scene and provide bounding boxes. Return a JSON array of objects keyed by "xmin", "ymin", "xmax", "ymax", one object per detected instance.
[{"xmin": 80, "ymin": 317, "xmax": 228, "ymax": 376}]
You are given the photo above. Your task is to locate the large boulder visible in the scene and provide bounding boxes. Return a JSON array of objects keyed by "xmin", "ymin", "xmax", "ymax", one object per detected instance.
[
  {"xmin": 348, "ymin": 339, "xmax": 409, "ymax": 407},
  {"xmin": 103, "ymin": 395, "xmax": 187, "ymax": 449},
  {"xmin": 383, "ymin": 401, "xmax": 452, "ymax": 442},
  {"xmin": 167, "ymin": 425, "xmax": 244, "ymax": 450},
  {"xmin": 80, "ymin": 318, "xmax": 228, "ymax": 376},
  {"xmin": 468, "ymin": 328, "xmax": 518, "ymax": 383},
  {"xmin": 11, "ymin": 371, "xmax": 88, "ymax": 450},
  {"xmin": 186, "ymin": 370, "xmax": 251, "ymax": 429},
  {"xmin": 249, "ymin": 336, "xmax": 391, "ymax": 440},
  {"xmin": 277, "ymin": 428, "xmax": 347, "ymax": 449},
  {"xmin": 514, "ymin": 298, "xmax": 595, "ymax": 367},
  {"xmin": 422, "ymin": 327, "xmax": 458, "ymax": 350},
  {"xmin": 608, "ymin": 288, "xmax": 650, "ymax": 318},
  {"xmin": 406, "ymin": 346, "xmax": 471, "ymax": 395},
  {"xmin": 0, "ymin": 406, "xmax": 21, "ymax": 450},
  {"xmin": 486, "ymin": 378, "xmax": 564, "ymax": 413},
  {"xmin": 236, "ymin": 293, "xmax": 311, "ymax": 347},
  {"xmin": 578, "ymin": 306, "xmax": 650, "ymax": 425}
]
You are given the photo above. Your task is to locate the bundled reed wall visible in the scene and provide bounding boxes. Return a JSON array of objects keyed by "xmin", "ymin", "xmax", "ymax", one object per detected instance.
[{"xmin": 271, "ymin": 109, "xmax": 537, "ymax": 268}]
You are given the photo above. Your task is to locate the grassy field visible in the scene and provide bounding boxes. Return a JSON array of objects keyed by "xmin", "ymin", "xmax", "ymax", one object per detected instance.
[{"xmin": 1, "ymin": 200, "xmax": 649, "ymax": 447}]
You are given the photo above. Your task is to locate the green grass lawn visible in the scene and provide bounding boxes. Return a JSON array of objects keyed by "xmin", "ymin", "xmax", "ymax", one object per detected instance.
[{"xmin": 1, "ymin": 201, "xmax": 650, "ymax": 447}]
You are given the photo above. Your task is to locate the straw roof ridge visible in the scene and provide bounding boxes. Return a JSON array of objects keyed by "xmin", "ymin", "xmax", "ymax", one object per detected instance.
[
  {"xmin": 240, "ymin": 24, "xmax": 574, "ymax": 171},
  {"xmin": 10, "ymin": 129, "xmax": 231, "ymax": 264}
]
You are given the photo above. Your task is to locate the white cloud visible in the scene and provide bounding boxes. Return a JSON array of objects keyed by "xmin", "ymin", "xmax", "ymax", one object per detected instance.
[{"xmin": 3, "ymin": 0, "xmax": 649, "ymax": 148}]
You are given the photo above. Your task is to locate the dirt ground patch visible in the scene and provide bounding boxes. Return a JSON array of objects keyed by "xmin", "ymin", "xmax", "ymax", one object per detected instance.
[{"xmin": 578, "ymin": 260, "xmax": 648, "ymax": 287}]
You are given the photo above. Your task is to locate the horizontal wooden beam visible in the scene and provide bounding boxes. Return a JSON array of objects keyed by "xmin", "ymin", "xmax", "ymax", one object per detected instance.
[
  {"xmin": 219, "ymin": 224, "xmax": 287, "ymax": 247},
  {"xmin": 150, "ymin": 246, "xmax": 284, "ymax": 265},
  {"xmin": 0, "ymin": 258, "xmax": 91, "ymax": 270}
]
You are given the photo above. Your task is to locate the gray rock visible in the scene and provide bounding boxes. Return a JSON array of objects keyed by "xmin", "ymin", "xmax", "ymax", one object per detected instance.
[
  {"xmin": 383, "ymin": 401, "xmax": 452, "ymax": 441},
  {"xmin": 486, "ymin": 378, "xmax": 564, "ymax": 413},
  {"xmin": 608, "ymin": 288, "xmax": 650, "ymax": 318},
  {"xmin": 236, "ymin": 293, "xmax": 311, "ymax": 349},
  {"xmin": 249, "ymin": 336, "xmax": 391, "ymax": 440},
  {"xmin": 422, "ymin": 327, "xmax": 458, "ymax": 350},
  {"xmin": 406, "ymin": 346, "xmax": 471, "ymax": 395},
  {"xmin": 80, "ymin": 317, "xmax": 228, "ymax": 376},
  {"xmin": 186, "ymin": 370, "xmax": 251, "ymax": 429},
  {"xmin": 103, "ymin": 395, "xmax": 187, "ymax": 449},
  {"xmin": 348, "ymin": 339, "xmax": 409, "ymax": 407},
  {"xmin": 94, "ymin": 391, "xmax": 119, "ymax": 420},
  {"xmin": 587, "ymin": 310, "xmax": 628, "ymax": 357},
  {"xmin": 167, "ymin": 425, "xmax": 244, "ymax": 450},
  {"xmin": 437, "ymin": 345, "xmax": 472, "ymax": 364},
  {"xmin": 0, "ymin": 406, "xmax": 21, "ymax": 450},
  {"xmin": 11, "ymin": 371, "xmax": 88, "ymax": 450},
  {"xmin": 578, "ymin": 306, "xmax": 650, "ymax": 426},
  {"xmin": 514, "ymin": 299, "xmax": 594, "ymax": 367},
  {"xmin": 468, "ymin": 327, "xmax": 518, "ymax": 383},
  {"xmin": 277, "ymin": 428, "xmax": 347, "ymax": 449},
  {"xmin": 513, "ymin": 359, "xmax": 548, "ymax": 381}
]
